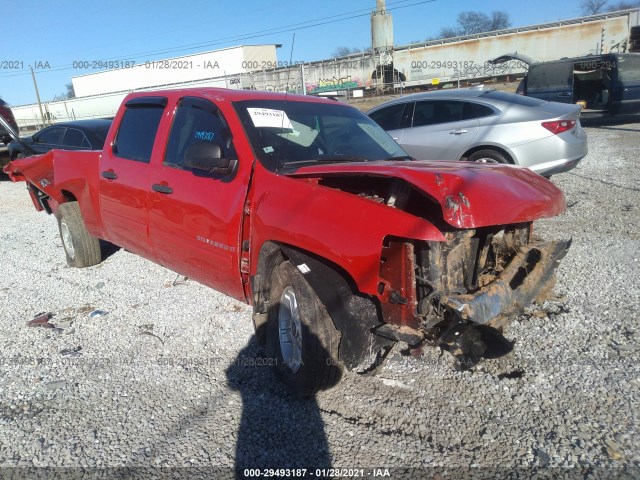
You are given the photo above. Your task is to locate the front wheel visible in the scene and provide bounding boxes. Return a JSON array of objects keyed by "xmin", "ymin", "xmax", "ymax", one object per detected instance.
[
  {"xmin": 266, "ymin": 261, "xmax": 342, "ymax": 396},
  {"xmin": 56, "ymin": 202, "xmax": 102, "ymax": 268},
  {"xmin": 465, "ymin": 149, "xmax": 509, "ymax": 164}
]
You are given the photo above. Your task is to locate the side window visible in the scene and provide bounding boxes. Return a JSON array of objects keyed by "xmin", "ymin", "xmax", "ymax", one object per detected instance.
[
  {"xmin": 413, "ymin": 100, "xmax": 464, "ymax": 127},
  {"xmin": 618, "ymin": 55, "xmax": 640, "ymax": 83},
  {"xmin": 465, "ymin": 102, "xmax": 494, "ymax": 119},
  {"xmin": 114, "ymin": 97, "xmax": 167, "ymax": 162},
  {"xmin": 368, "ymin": 103, "xmax": 407, "ymax": 131},
  {"xmin": 164, "ymin": 96, "xmax": 235, "ymax": 170},
  {"xmin": 61, "ymin": 128, "xmax": 89, "ymax": 147},
  {"xmin": 36, "ymin": 127, "xmax": 65, "ymax": 145},
  {"xmin": 412, "ymin": 101, "xmax": 435, "ymax": 127}
]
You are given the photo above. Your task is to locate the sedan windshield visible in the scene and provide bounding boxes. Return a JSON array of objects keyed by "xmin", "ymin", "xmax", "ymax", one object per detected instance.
[{"xmin": 234, "ymin": 99, "xmax": 407, "ymax": 172}]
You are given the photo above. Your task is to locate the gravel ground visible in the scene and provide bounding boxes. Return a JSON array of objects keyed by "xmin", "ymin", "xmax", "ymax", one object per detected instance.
[{"xmin": 0, "ymin": 120, "xmax": 639, "ymax": 479}]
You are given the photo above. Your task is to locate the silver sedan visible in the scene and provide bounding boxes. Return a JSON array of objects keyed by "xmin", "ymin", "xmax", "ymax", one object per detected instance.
[{"xmin": 367, "ymin": 88, "xmax": 588, "ymax": 177}]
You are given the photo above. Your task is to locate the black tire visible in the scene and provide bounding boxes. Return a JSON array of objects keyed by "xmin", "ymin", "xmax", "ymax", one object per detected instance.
[
  {"xmin": 466, "ymin": 149, "xmax": 509, "ymax": 164},
  {"xmin": 266, "ymin": 261, "xmax": 342, "ymax": 397},
  {"xmin": 56, "ymin": 202, "xmax": 101, "ymax": 268}
]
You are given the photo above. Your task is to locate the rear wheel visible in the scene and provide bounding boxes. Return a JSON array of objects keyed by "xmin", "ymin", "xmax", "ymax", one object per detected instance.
[
  {"xmin": 56, "ymin": 202, "xmax": 101, "ymax": 268},
  {"xmin": 466, "ymin": 149, "xmax": 509, "ymax": 164},
  {"xmin": 266, "ymin": 261, "xmax": 342, "ymax": 396}
]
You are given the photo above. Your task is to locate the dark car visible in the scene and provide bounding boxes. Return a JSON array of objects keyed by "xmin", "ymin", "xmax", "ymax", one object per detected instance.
[
  {"xmin": 494, "ymin": 53, "xmax": 640, "ymax": 116},
  {"xmin": 0, "ymin": 99, "xmax": 19, "ymax": 145},
  {"xmin": 8, "ymin": 119, "xmax": 112, "ymax": 159}
]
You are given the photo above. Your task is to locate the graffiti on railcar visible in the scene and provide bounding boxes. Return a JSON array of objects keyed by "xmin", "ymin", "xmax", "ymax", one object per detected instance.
[{"xmin": 307, "ymin": 75, "xmax": 362, "ymax": 94}]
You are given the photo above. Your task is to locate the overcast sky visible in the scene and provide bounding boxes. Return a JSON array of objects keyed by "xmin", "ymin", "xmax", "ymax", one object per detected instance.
[{"xmin": 1, "ymin": 0, "xmax": 594, "ymax": 105}]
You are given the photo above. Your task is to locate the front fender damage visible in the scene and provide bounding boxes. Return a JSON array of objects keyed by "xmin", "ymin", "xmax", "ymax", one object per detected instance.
[{"xmin": 370, "ymin": 231, "xmax": 572, "ymax": 371}]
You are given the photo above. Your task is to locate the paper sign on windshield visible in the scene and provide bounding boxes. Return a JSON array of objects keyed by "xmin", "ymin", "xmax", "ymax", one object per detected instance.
[{"xmin": 247, "ymin": 108, "xmax": 293, "ymax": 129}]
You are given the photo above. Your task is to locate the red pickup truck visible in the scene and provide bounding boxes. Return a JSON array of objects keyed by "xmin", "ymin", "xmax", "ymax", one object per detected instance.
[{"xmin": 5, "ymin": 88, "xmax": 570, "ymax": 395}]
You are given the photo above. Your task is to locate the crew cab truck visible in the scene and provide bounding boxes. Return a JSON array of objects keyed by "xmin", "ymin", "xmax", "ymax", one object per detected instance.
[{"xmin": 5, "ymin": 88, "xmax": 570, "ymax": 396}]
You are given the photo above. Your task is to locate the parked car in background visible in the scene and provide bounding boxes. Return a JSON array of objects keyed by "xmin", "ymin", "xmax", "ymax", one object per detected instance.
[
  {"xmin": 0, "ymin": 98, "xmax": 19, "ymax": 145},
  {"xmin": 8, "ymin": 119, "xmax": 112, "ymax": 160},
  {"xmin": 367, "ymin": 88, "xmax": 588, "ymax": 177},
  {"xmin": 501, "ymin": 53, "xmax": 640, "ymax": 116}
]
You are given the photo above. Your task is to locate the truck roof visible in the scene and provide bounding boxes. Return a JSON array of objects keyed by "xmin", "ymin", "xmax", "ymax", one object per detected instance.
[{"xmin": 124, "ymin": 87, "xmax": 339, "ymax": 105}]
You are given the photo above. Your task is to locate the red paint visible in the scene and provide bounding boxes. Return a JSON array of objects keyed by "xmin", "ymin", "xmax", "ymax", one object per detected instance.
[{"xmin": 4, "ymin": 87, "xmax": 567, "ymax": 308}]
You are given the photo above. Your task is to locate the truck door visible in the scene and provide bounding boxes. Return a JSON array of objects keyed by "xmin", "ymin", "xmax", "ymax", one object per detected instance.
[
  {"xmin": 98, "ymin": 96, "xmax": 167, "ymax": 257},
  {"xmin": 611, "ymin": 54, "xmax": 640, "ymax": 115},
  {"xmin": 148, "ymin": 96, "xmax": 247, "ymax": 300},
  {"xmin": 527, "ymin": 61, "xmax": 574, "ymax": 103}
]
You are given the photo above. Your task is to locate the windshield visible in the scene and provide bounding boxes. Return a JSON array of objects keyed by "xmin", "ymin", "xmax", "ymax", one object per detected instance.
[{"xmin": 234, "ymin": 99, "xmax": 408, "ymax": 172}]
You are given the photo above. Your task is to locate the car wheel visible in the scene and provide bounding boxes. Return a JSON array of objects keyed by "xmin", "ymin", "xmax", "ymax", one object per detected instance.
[
  {"xmin": 56, "ymin": 202, "xmax": 102, "ymax": 268},
  {"xmin": 466, "ymin": 149, "xmax": 509, "ymax": 164},
  {"xmin": 266, "ymin": 261, "xmax": 342, "ymax": 397}
]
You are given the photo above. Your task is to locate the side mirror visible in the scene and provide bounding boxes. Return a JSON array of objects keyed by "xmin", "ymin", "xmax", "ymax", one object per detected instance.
[{"xmin": 184, "ymin": 141, "xmax": 231, "ymax": 173}]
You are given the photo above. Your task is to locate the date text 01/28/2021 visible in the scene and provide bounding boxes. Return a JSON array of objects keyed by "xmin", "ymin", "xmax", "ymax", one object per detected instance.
[{"xmin": 242, "ymin": 468, "xmax": 391, "ymax": 477}]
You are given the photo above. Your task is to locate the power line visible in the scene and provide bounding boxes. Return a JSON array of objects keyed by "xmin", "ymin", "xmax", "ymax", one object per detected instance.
[{"xmin": 0, "ymin": 0, "xmax": 437, "ymax": 79}]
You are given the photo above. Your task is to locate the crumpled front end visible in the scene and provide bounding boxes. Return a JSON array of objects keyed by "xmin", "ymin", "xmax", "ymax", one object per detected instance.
[
  {"xmin": 373, "ymin": 223, "xmax": 571, "ymax": 369},
  {"xmin": 441, "ymin": 239, "xmax": 571, "ymax": 326}
]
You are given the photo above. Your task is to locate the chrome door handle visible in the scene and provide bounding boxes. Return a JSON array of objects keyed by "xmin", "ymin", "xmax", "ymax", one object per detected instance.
[{"xmin": 449, "ymin": 129, "xmax": 467, "ymax": 135}]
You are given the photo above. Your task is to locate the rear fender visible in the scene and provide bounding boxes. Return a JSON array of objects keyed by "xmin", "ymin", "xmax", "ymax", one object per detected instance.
[{"xmin": 4, "ymin": 150, "xmax": 104, "ymax": 236}]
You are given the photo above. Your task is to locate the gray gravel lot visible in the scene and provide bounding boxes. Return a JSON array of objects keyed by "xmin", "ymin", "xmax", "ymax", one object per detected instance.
[{"xmin": 0, "ymin": 120, "xmax": 639, "ymax": 478}]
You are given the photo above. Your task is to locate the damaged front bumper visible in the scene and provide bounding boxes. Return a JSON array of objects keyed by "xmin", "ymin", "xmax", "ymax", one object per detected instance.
[
  {"xmin": 372, "ymin": 238, "xmax": 571, "ymax": 370},
  {"xmin": 441, "ymin": 239, "xmax": 572, "ymax": 325}
]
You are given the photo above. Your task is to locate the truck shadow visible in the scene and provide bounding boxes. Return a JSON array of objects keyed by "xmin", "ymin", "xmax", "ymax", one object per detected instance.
[
  {"xmin": 226, "ymin": 334, "xmax": 334, "ymax": 478},
  {"xmin": 99, "ymin": 240, "xmax": 121, "ymax": 262}
]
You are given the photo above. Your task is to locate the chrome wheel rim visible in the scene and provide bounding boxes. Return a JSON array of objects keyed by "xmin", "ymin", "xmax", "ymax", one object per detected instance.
[
  {"xmin": 474, "ymin": 157, "xmax": 499, "ymax": 164},
  {"xmin": 278, "ymin": 286, "xmax": 303, "ymax": 374},
  {"xmin": 60, "ymin": 220, "xmax": 75, "ymax": 260}
]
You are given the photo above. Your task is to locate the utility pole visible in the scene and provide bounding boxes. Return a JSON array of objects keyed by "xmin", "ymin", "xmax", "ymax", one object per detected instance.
[{"xmin": 30, "ymin": 66, "xmax": 46, "ymax": 127}]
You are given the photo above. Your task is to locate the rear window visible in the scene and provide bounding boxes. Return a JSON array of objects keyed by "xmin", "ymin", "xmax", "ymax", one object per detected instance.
[
  {"xmin": 93, "ymin": 124, "xmax": 111, "ymax": 146},
  {"xmin": 480, "ymin": 90, "xmax": 547, "ymax": 107}
]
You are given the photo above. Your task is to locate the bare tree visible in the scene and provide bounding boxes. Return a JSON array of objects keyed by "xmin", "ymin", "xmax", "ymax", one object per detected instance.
[
  {"xmin": 332, "ymin": 46, "xmax": 362, "ymax": 57},
  {"xmin": 437, "ymin": 26, "xmax": 461, "ymax": 39},
  {"xmin": 607, "ymin": 0, "xmax": 640, "ymax": 10},
  {"xmin": 52, "ymin": 83, "xmax": 76, "ymax": 102},
  {"xmin": 435, "ymin": 10, "xmax": 511, "ymax": 39},
  {"xmin": 581, "ymin": 0, "xmax": 608, "ymax": 14},
  {"xmin": 490, "ymin": 11, "xmax": 510, "ymax": 31}
]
